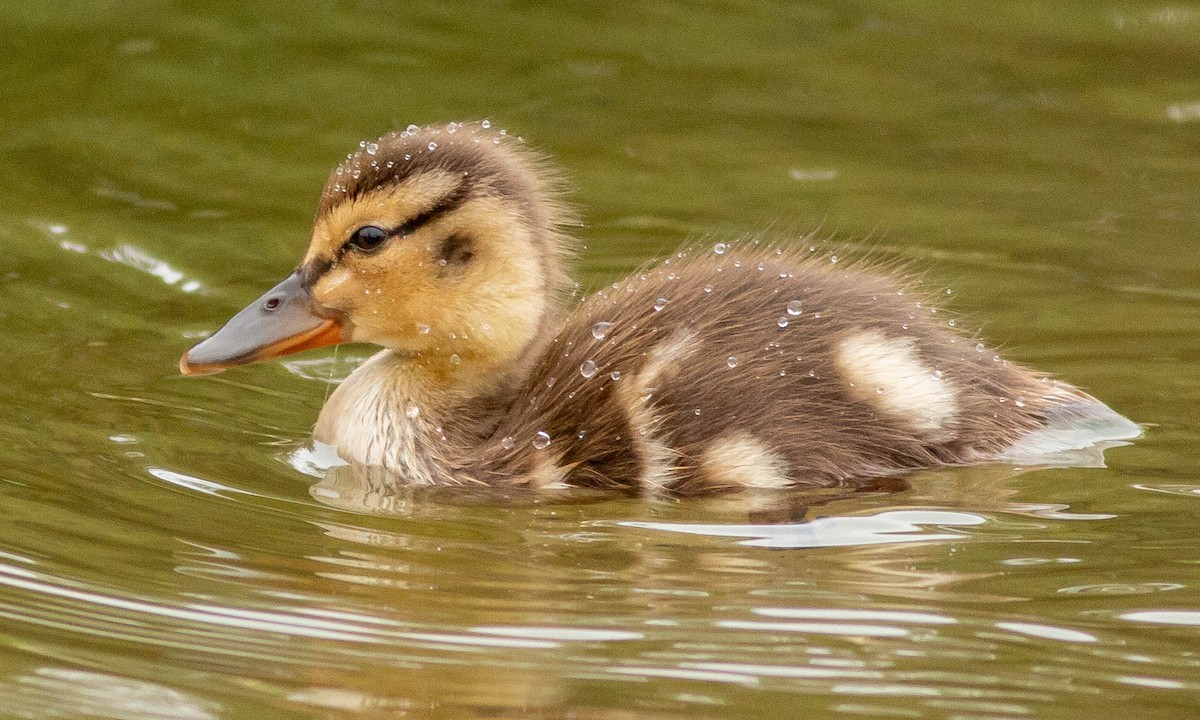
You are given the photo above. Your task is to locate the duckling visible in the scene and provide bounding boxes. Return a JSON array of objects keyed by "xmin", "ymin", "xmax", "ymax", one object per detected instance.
[{"xmin": 180, "ymin": 121, "xmax": 1139, "ymax": 494}]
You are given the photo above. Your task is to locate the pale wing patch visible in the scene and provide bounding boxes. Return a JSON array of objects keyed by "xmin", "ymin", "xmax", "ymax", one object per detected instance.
[
  {"xmin": 836, "ymin": 330, "xmax": 957, "ymax": 437},
  {"xmin": 617, "ymin": 329, "xmax": 696, "ymax": 490},
  {"xmin": 701, "ymin": 433, "xmax": 791, "ymax": 489},
  {"xmin": 520, "ymin": 453, "xmax": 570, "ymax": 490}
]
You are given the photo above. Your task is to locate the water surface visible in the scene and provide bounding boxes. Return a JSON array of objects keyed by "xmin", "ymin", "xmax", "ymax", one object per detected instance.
[{"xmin": 1, "ymin": 2, "xmax": 1199, "ymax": 718}]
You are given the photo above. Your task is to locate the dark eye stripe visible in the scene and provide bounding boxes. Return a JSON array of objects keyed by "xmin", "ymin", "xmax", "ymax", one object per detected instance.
[
  {"xmin": 302, "ymin": 181, "xmax": 473, "ymax": 287},
  {"xmin": 392, "ymin": 181, "xmax": 471, "ymax": 238}
]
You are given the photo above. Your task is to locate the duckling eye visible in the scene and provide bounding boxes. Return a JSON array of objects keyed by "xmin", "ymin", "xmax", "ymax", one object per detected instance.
[{"xmin": 346, "ymin": 225, "xmax": 389, "ymax": 253}]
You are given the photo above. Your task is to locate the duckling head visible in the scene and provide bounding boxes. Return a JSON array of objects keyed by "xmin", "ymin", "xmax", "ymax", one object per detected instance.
[{"xmin": 180, "ymin": 122, "xmax": 575, "ymax": 384}]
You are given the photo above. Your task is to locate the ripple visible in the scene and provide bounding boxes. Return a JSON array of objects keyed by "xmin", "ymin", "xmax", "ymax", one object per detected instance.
[
  {"xmin": 1132, "ymin": 484, "xmax": 1200, "ymax": 497},
  {"xmin": 605, "ymin": 665, "xmax": 759, "ymax": 686},
  {"xmin": 147, "ymin": 468, "xmax": 253, "ymax": 498},
  {"xmin": 0, "ymin": 668, "xmax": 217, "ymax": 720},
  {"xmin": 1121, "ymin": 610, "xmax": 1200, "ymax": 626},
  {"xmin": 718, "ymin": 620, "xmax": 911, "ymax": 638},
  {"xmin": 620, "ymin": 510, "xmax": 987, "ymax": 548},
  {"xmin": 471, "ymin": 626, "xmax": 644, "ymax": 642},
  {"xmin": 1059, "ymin": 583, "xmax": 1184, "ymax": 596},
  {"xmin": 994, "ymin": 622, "xmax": 1098, "ymax": 643},
  {"xmin": 753, "ymin": 608, "xmax": 957, "ymax": 625},
  {"xmin": 680, "ymin": 662, "xmax": 882, "ymax": 680},
  {"xmin": 99, "ymin": 244, "xmax": 204, "ymax": 293}
]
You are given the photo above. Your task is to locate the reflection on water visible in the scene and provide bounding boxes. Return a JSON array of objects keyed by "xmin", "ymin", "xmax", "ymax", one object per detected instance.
[
  {"xmin": 2, "ymin": 0, "xmax": 1200, "ymax": 717},
  {"xmin": 622, "ymin": 510, "xmax": 988, "ymax": 548},
  {"xmin": 0, "ymin": 668, "xmax": 217, "ymax": 720}
]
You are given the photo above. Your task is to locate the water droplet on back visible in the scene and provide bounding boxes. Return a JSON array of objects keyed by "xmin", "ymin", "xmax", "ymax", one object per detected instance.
[
  {"xmin": 500, "ymin": 436, "xmax": 515, "ymax": 450},
  {"xmin": 580, "ymin": 360, "xmax": 598, "ymax": 378},
  {"xmin": 532, "ymin": 431, "xmax": 551, "ymax": 450},
  {"xmin": 726, "ymin": 356, "xmax": 738, "ymax": 368},
  {"xmin": 786, "ymin": 300, "xmax": 802, "ymax": 315},
  {"xmin": 713, "ymin": 242, "xmax": 727, "ymax": 255},
  {"xmin": 653, "ymin": 298, "xmax": 669, "ymax": 311}
]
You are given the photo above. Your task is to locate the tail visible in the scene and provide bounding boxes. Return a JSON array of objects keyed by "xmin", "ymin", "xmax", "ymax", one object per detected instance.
[{"xmin": 997, "ymin": 381, "xmax": 1141, "ymax": 467}]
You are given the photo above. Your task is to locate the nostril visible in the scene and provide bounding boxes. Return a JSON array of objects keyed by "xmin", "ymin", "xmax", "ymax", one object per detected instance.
[{"xmin": 264, "ymin": 297, "xmax": 281, "ymax": 311}]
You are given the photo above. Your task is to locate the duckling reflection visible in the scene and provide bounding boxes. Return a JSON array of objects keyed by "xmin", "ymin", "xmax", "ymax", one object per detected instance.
[{"xmin": 183, "ymin": 121, "xmax": 1139, "ymax": 494}]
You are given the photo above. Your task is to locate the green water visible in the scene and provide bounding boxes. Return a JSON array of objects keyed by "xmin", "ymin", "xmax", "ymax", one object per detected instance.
[{"xmin": 1, "ymin": 2, "xmax": 1199, "ymax": 718}]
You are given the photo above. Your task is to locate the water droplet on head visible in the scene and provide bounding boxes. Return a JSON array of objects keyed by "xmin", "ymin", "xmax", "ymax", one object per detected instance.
[
  {"xmin": 450, "ymin": 354, "xmax": 461, "ymax": 365},
  {"xmin": 777, "ymin": 316, "xmax": 789, "ymax": 328},
  {"xmin": 975, "ymin": 343, "xmax": 986, "ymax": 353},
  {"xmin": 492, "ymin": 136, "xmax": 501, "ymax": 144},
  {"xmin": 481, "ymin": 119, "xmax": 491, "ymax": 129},
  {"xmin": 875, "ymin": 387, "xmax": 884, "ymax": 394},
  {"xmin": 947, "ymin": 319, "xmax": 956, "ymax": 327},
  {"xmin": 992, "ymin": 355, "xmax": 1001, "ymax": 363},
  {"xmin": 1015, "ymin": 398, "xmax": 1026, "ymax": 407},
  {"xmin": 446, "ymin": 121, "xmax": 460, "ymax": 133},
  {"xmin": 726, "ymin": 356, "xmax": 738, "ymax": 368},
  {"xmin": 500, "ymin": 436, "xmax": 515, "ymax": 450},
  {"xmin": 405, "ymin": 405, "xmax": 420, "ymax": 419},
  {"xmin": 703, "ymin": 285, "xmax": 713, "ymax": 293},
  {"xmin": 786, "ymin": 300, "xmax": 802, "ymax": 316},
  {"xmin": 365, "ymin": 142, "xmax": 378, "ymax": 155},
  {"xmin": 830, "ymin": 255, "xmax": 839, "ymax": 264},
  {"xmin": 580, "ymin": 360, "xmax": 598, "ymax": 378},
  {"xmin": 932, "ymin": 369, "xmax": 943, "ymax": 381},
  {"xmin": 532, "ymin": 431, "xmax": 551, "ymax": 450},
  {"xmin": 427, "ymin": 141, "xmax": 438, "ymax": 151},
  {"xmin": 693, "ymin": 408, "xmax": 701, "ymax": 416},
  {"xmin": 713, "ymin": 242, "xmax": 727, "ymax": 255},
  {"xmin": 591, "ymin": 321, "xmax": 612, "ymax": 340},
  {"xmin": 653, "ymin": 298, "xmax": 669, "ymax": 311},
  {"xmin": 417, "ymin": 323, "xmax": 431, "ymax": 335},
  {"xmin": 610, "ymin": 371, "xmax": 621, "ymax": 381},
  {"xmin": 406, "ymin": 124, "xmax": 420, "ymax": 134}
]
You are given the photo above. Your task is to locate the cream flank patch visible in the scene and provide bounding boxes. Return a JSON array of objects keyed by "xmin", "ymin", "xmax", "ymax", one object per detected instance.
[
  {"xmin": 702, "ymin": 433, "xmax": 791, "ymax": 489},
  {"xmin": 836, "ymin": 330, "xmax": 958, "ymax": 436},
  {"xmin": 618, "ymin": 329, "xmax": 696, "ymax": 490},
  {"xmin": 521, "ymin": 454, "xmax": 570, "ymax": 490}
]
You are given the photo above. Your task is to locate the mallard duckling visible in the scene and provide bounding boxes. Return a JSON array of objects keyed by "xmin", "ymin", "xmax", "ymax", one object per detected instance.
[{"xmin": 180, "ymin": 121, "xmax": 1139, "ymax": 493}]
